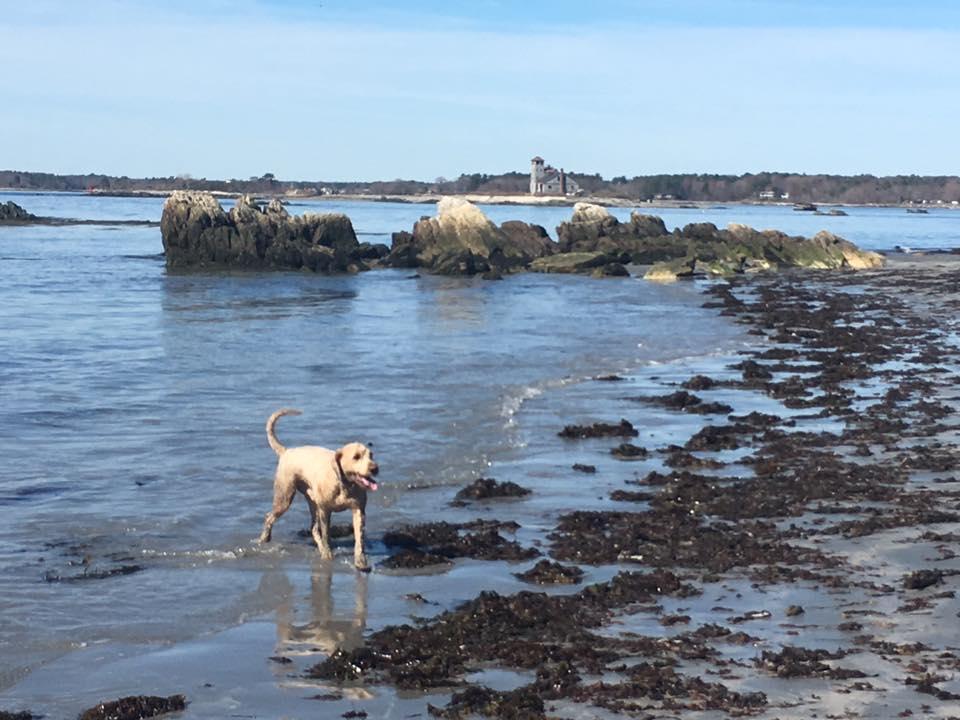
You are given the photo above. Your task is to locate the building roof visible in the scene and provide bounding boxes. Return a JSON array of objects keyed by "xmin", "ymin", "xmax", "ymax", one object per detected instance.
[{"xmin": 531, "ymin": 156, "xmax": 544, "ymax": 163}]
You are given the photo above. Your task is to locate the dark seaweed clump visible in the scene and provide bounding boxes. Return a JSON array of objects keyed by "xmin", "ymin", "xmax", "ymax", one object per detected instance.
[
  {"xmin": 628, "ymin": 390, "xmax": 733, "ymax": 415},
  {"xmin": 558, "ymin": 419, "xmax": 637, "ymax": 439},
  {"xmin": 79, "ymin": 695, "xmax": 186, "ymax": 720},
  {"xmin": 513, "ymin": 560, "xmax": 584, "ymax": 585},
  {"xmin": 452, "ymin": 477, "xmax": 531, "ymax": 505},
  {"xmin": 381, "ymin": 521, "xmax": 538, "ymax": 568}
]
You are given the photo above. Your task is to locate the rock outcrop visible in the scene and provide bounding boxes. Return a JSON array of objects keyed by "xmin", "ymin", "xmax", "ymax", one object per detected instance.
[
  {"xmin": 643, "ymin": 224, "xmax": 884, "ymax": 281},
  {"xmin": 385, "ymin": 198, "xmax": 555, "ymax": 275},
  {"xmin": 556, "ymin": 203, "xmax": 679, "ymax": 263},
  {"xmin": 161, "ymin": 192, "xmax": 371, "ymax": 272},
  {"xmin": 0, "ymin": 200, "xmax": 37, "ymax": 222},
  {"xmin": 552, "ymin": 203, "xmax": 882, "ymax": 280}
]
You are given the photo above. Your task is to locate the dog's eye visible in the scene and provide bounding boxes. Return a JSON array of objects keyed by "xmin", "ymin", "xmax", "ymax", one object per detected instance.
[{"xmin": 354, "ymin": 453, "xmax": 362, "ymax": 461}]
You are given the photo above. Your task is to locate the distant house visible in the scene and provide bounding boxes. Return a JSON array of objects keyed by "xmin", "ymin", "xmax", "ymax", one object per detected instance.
[
  {"xmin": 759, "ymin": 189, "xmax": 790, "ymax": 201},
  {"xmin": 530, "ymin": 156, "xmax": 581, "ymax": 196}
]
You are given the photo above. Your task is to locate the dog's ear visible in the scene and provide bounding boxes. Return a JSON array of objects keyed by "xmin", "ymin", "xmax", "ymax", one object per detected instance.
[{"xmin": 334, "ymin": 449, "xmax": 343, "ymax": 465}]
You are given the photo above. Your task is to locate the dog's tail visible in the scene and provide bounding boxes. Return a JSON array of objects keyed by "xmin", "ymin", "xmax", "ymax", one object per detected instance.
[{"xmin": 266, "ymin": 408, "xmax": 302, "ymax": 456}]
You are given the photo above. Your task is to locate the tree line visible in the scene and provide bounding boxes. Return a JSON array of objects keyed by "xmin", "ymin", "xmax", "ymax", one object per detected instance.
[{"xmin": 2, "ymin": 169, "xmax": 958, "ymax": 204}]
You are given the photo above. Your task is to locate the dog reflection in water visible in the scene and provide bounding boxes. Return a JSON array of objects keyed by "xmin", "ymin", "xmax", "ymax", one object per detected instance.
[{"xmin": 269, "ymin": 560, "xmax": 371, "ymax": 698}]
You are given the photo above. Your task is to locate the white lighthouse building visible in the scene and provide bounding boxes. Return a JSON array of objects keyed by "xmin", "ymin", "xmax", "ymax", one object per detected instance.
[{"xmin": 530, "ymin": 156, "xmax": 580, "ymax": 196}]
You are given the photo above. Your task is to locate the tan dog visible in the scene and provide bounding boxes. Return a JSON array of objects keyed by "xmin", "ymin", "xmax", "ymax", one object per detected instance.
[{"xmin": 258, "ymin": 409, "xmax": 380, "ymax": 571}]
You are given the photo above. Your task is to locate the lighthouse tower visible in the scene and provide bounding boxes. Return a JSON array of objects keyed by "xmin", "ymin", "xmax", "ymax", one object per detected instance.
[{"xmin": 530, "ymin": 156, "xmax": 545, "ymax": 195}]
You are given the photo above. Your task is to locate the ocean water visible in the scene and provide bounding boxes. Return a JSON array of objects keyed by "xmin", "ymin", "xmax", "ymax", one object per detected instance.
[{"xmin": 0, "ymin": 192, "xmax": 957, "ymax": 713}]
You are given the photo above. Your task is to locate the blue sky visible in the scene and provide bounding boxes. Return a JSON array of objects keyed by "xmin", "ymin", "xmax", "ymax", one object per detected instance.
[{"xmin": 2, "ymin": 1, "xmax": 958, "ymax": 181}]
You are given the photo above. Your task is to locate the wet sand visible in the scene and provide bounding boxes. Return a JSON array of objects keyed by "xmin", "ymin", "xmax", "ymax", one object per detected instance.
[{"xmin": 5, "ymin": 257, "xmax": 960, "ymax": 718}]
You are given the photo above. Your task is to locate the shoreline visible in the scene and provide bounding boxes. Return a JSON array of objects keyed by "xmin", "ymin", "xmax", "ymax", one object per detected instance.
[
  {"xmin": 5, "ymin": 258, "xmax": 960, "ymax": 717},
  {"xmin": 3, "ymin": 186, "xmax": 958, "ymax": 211}
]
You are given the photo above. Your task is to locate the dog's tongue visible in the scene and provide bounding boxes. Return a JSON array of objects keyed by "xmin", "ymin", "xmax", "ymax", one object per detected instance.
[{"xmin": 358, "ymin": 476, "xmax": 379, "ymax": 491}]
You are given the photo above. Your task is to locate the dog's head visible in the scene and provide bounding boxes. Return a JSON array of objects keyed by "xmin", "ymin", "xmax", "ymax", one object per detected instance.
[{"xmin": 335, "ymin": 443, "xmax": 380, "ymax": 492}]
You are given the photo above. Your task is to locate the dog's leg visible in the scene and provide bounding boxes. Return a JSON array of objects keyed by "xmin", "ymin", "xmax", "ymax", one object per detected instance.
[
  {"xmin": 316, "ymin": 508, "xmax": 334, "ymax": 561},
  {"xmin": 259, "ymin": 472, "xmax": 295, "ymax": 543},
  {"xmin": 352, "ymin": 507, "xmax": 369, "ymax": 572},
  {"xmin": 307, "ymin": 500, "xmax": 330, "ymax": 559}
]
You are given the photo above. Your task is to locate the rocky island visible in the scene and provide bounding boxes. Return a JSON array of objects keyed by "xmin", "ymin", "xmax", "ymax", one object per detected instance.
[
  {"xmin": 156, "ymin": 193, "xmax": 885, "ymax": 279},
  {"xmin": 0, "ymin": 200, "xmax": 37, "ymax": 222},
  {"xmin": 160, "ymin": 191, "xmax": 385, "ymax": 272}
]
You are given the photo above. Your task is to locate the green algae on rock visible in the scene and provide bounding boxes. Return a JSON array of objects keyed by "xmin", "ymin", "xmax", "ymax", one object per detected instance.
[{"xmin": 643, "ymin": 224, "xmax": 883, "ymax": 281}]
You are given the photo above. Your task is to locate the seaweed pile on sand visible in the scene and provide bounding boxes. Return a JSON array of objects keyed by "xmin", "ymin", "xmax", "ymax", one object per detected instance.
[{"xmin": 301, "ymin": 262, "xmax": 960, "ymax": 718}]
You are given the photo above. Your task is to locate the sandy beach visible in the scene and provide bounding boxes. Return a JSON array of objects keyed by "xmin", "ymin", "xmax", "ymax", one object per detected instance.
[{"xmin": 4, "ymin": 253, "xmax": 960, "ymax": 718}]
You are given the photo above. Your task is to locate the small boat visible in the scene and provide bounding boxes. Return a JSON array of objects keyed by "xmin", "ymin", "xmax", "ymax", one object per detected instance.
[
  {"xmin": 906, "ymin": 208, "xmax": 928, "ymax": 214},
  {"xmin": 793, "ymin": 203, "xmax": 817, "ymax": 212}
]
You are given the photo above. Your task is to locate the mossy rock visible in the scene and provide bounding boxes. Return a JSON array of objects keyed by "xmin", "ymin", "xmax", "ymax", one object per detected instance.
[{"xmin": 530, "ymin": 252, "xmax": 614, "ymax": 274}]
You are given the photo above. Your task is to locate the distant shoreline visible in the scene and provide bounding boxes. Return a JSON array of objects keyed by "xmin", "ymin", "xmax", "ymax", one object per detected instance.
[{"xmin": 2, "ymin": 186, "xmax": 958, "ymax": 212}]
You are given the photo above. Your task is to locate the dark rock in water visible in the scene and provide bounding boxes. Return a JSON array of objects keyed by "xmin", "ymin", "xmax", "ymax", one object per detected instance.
[
  {"xmin": 559, "ymin": 419, "xmax": 638, "ymax": 439},
  {"xmin": 554, "ymin": 203, "xmax": 680, "ymax": 265},
  {"xmin": 452, "ymin": 477, "xmax": 531, "ymax": 504},
  {"xmin": 0, "ymin": 201, "xmax": 36, "ymax": 222},
  {"xmin": 572, "ymin": 463, "xmax": 597, "ymax": 474},
  {"xmin": 644, "ymin": 222, "xmax": 883, "ymax": 281},
  {"xmin": 384, "ymin": 198, "xmax": 554, "ymax": 275},
  {"xmin": 785, "ymin": 605, "xmax": 805, "ymax": 617},
  {"xmin": 161, "ymin": 192, "xmax": 365, "ymax": 271},
  {"xmin": 903, "ymin": 569, "xmax": 943, "ymax": 590},
  {"xmin": 682, "ymin": 375, "xmax": 717, "ymax": 390},
  {"xmin": 78, "ymin": 695, "xmax": 186, "ymax": 720},
  {"xmin": 499, "ymin": 220, "xmax": 555, "ymax": 259},
  {"xmin": 591, "ymin": 262, "xmax": 630, "ymax": 278},
  {"xmin": 681, "ymin": 222, "xmax": 720, "ymax": 240},
  {"xmin": 0, "ymin": 711, "xmax": 35, "ymax": 720},
  {"xmin": 611, "ymin": 443, "xmax": 648, "ymax": 460},
  {"xmin": 630, "ymin": 212, "xmax": 670, "ymax": 238},
  {"xmin": 355, "ymin": 241, "xmax": 390, "ymax": 260},
  {"xmin": 529, "ymin": 251, "xmax": 620, "ymax": 274},
  {"xmin": 595, "ymin": 374, "xmax": 625, "ymax": 382},
  {"xmin": 514, "ymin": 559, "xmax": 584, "ymax": 585}
]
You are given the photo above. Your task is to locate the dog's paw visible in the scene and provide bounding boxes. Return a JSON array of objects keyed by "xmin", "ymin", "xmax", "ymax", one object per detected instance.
[
  {"xmin": 354, "ymin": 556, "xmax": 371, "ymax": 572},
  {"xmin": 319, "ymin": 549, "xmax": 334, "ymax": 561}
]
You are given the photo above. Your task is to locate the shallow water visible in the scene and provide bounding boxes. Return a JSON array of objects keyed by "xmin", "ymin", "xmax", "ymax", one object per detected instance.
[
  {"xmin": 0, "ymin": 193, "xmax": 752, "ymax": 692},
  {"xmin": 1, "ymin": 192, "xmax": 958, "ymax": 715}
]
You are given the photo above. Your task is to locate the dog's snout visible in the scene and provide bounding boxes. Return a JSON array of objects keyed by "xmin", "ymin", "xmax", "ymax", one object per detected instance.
[{"xmin": 370, "ymin": 462, "xmax": 380, "ymax": 476}]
